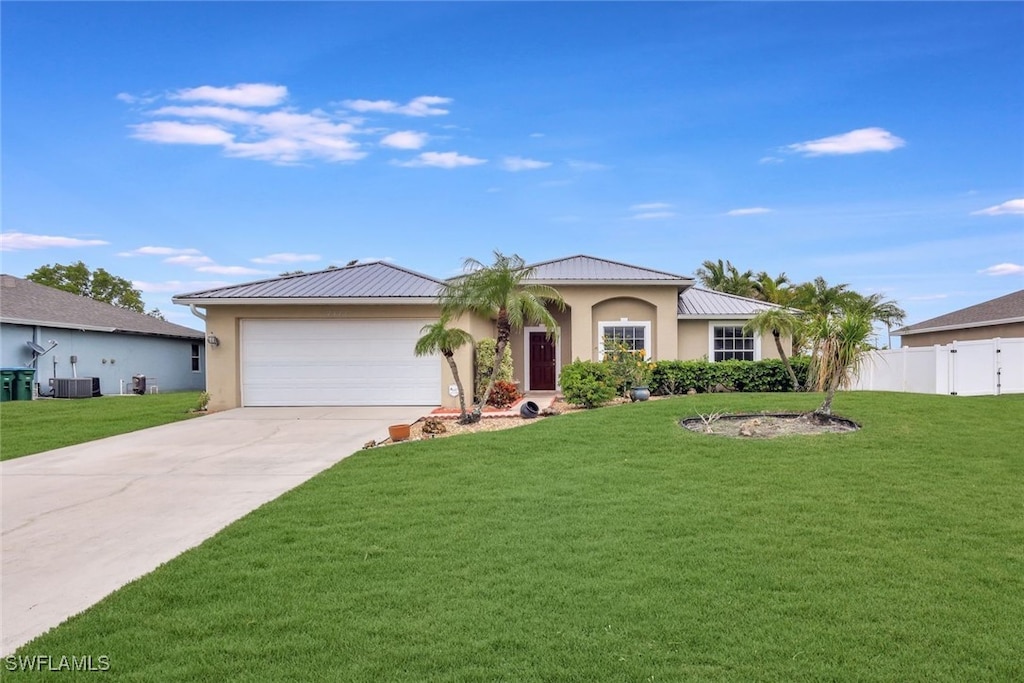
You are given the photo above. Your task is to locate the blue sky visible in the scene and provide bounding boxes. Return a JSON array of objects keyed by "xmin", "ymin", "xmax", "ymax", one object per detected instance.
[{"xmin": 2, "ymin": 2, "xmax": 1022, "ymax": 341}]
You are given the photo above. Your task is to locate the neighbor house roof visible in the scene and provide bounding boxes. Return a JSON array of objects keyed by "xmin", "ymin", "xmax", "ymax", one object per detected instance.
[
  {"xmin": 524, "ymin": 255, "xmax": 693, "ymax": 286},
  {"xmin": 677, "ymin": 287, "xmax": 785, "ymax": 318},
  {"xmin": 173, "ymin": 261, "xmax": 445, "ymax": 305},
  {"xmin": 0, "ymin": 275, "xmax": 203, "ymax": 339},
  {"xmin": 893, "ymin": 289, "xmax": 1024, "ymax": 336}
]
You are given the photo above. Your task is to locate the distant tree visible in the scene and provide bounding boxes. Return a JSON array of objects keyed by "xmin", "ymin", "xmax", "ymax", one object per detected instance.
[
  {"xmin": 147, "ymin": 308, "xmax": 166, "ymax": 321},
  {"xmin": 27, "ymin": 261, "xmax": 144, "ymax": 312},
  {"xmin": 279, "ymin": 270, "xmax": 306, "ymax": 276}
]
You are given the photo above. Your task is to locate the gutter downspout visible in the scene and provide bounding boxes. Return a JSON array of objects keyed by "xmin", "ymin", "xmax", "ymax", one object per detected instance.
[{"xmin": 189, "ymin": 305, "xmax": 207, "ymax": 322}]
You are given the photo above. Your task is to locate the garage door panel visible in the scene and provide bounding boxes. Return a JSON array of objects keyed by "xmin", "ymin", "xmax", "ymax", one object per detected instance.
[{"xmin": 241, "ymin": 319, "xmax": 441, "ymax": 406}]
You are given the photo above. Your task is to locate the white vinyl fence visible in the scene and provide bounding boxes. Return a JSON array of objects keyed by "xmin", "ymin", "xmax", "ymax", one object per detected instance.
[{"xmin": 850, "ymin": 337, "xmax": 1024, "ymax": 396}]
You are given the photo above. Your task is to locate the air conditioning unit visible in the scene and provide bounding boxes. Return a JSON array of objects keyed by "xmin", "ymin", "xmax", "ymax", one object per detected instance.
[{"xmin": 53, "ymin": 377, "xmax": 94, "ymax": 399}]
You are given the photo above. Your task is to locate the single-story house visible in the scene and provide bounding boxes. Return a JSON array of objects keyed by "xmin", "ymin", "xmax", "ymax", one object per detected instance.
[
  {"xmin": 172, "ymin": 255, "xmax": 791, "ymax": 411},
  {"xmin": 1, "ymin": 274, "xmax": 206, "ymax": 397},
  {"xmin": 893, "ymin": 289, "xmax": 1024, "ymax": 347}
]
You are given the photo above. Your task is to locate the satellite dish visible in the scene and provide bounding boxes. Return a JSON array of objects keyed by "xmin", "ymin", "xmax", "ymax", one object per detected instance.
[{"xmin": 27, "ymin": 341, "xmax": 47, "ymax": 354}]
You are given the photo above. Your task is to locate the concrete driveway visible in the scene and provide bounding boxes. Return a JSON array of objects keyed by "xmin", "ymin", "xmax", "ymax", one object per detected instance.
[{"xmin": 1, "ymin": 406, "xmax": 426, "ymax": 655}]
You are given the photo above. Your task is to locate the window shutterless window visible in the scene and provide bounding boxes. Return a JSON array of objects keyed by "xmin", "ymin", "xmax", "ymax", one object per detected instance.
[
  {"xmin": 191, "ymin": 344, "xmax": 201, "ymax": 372},
  {"xmin": 597, "ymin": 321, "xmax": 652, "ymax": 360},
  {"xmin": 712, "ymin": 325, "xmax": 755, "ymax": 361}
]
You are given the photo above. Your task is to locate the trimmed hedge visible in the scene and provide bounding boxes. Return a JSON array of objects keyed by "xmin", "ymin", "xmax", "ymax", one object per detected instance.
[{"xmin": 650, "ymin": 357, "xmax": 810, "ymax": 395}]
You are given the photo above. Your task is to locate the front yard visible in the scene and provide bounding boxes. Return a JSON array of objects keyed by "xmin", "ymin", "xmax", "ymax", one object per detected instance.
[
  {"xmin": 0, "ymin": 392, "xmax": 203, "ymax": 460},
  {"xmin": 7, "ymin": 392, "xmax": 1023, "ymax": 680}
]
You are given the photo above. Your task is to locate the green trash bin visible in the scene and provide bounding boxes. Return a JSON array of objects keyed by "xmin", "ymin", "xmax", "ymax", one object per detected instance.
[
  {"xmin": 14, "ymin": 368, "xmax": 35, "ymax": 401},
  {"xmin": 0, "ymin": 369, "xmax": 15, "ymax": 402}
]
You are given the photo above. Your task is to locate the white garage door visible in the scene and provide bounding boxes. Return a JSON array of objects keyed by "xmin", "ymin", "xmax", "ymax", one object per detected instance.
[{"xmin": 241, "ymin": 319, "xmax": 441, "ymax": 406}]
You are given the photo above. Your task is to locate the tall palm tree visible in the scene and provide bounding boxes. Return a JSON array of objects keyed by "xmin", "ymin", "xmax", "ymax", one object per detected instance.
[
  {"xmin": 441, "ymin": 251, "xmax": 564, "ymax": 421},
  {"xmin": 808, "ymin": 311, "xmax": 873, "ymax": 416},
  {"xmin": 414, "ymin": 318, "xmax": 474, "ymax": 424},
  {"xmin": 744, "ymin": 308, "xmax": 803, "ymax": 391},
  {"xmin": 845, "ymin": 292, "xmax": 907, "ymax": 349},
  {"xmin": 752, "ymin": 271, "xmax": 793, "ymax": 304},
  {"xmin": 695, "ymin": 259, "xmax": 756, "ymax": 297}
]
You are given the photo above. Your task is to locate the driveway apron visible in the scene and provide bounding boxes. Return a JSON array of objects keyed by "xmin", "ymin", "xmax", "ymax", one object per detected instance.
[{"xmin": 1, "ymin": 406, "xmax": 425, "ymax": 655}]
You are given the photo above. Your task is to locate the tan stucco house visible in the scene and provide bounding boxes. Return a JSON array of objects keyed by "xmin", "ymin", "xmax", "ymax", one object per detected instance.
[
  {"xmin": 173, "ymin": 255, "xmax": 790, "ymax": 411},
  {"xmin": 893, "ymin": 289, "xmax": 1024, "ymax": 347}
]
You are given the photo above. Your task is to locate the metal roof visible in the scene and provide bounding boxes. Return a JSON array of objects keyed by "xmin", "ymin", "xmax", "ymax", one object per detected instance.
[
  {"xmin": 173, "ymin": 261, "xmax": 445, "ymax": 302},
  {"xmin": 0, "ymin": 275, "xmax": 203, "ymax": 339},
  {"xmin": 525, "ymin": 255, "xmax": 692, "ymax": 284},
  {"xmin": 894, "ymin": 289, "xmax": 1024, "ymax": 336},
  {"xmin": 677, "ymin": 287, "xmax": 783, "ymax": 318}
]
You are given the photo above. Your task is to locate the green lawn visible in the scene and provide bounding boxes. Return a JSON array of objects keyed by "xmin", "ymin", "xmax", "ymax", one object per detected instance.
[
  {"xmin": 7, "ymin": 392, "xmax": 1023, "ymax": 681},
  {"xmin": 0, "ymin": 392, "xmax": 203, "ymax": 460}
]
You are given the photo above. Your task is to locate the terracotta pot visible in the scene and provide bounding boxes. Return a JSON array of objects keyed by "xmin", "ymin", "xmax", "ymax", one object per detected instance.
[{"xmin": 388, "ymin": 424, "xmax": 411, "ymax": 442}]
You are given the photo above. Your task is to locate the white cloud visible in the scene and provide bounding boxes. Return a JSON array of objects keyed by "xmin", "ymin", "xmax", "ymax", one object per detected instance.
[
  {"xmin": 164, "ymin": 254, "xmax": 215, "ymax": 267},
  {"xmin": 0, "ymin": 232, "xmax": 109, "ymax": 251},
  {"xmin": 631, "ymin": 211, "xmax": 676, "ymax": 220},
  {"xmin": 726, "ymin": 207, "xmax": 773, "ymax": 216},
  {"xmin": 343, "ymin": 95, "xmax": 451, "ymax": 117},
  {"xmin": 759, "ymin": 156, "xmax": 784, "ymax": 165},
  {"xmin": 502, "ymin": 156, "xmax": 551, "ymax": 172},
  {"xmin": 567, "ymin": 159, "xmax": 609, "ymax": 172},
  {"xmin": 119, "ymin": 246, "xmax": 202, "ymax": 257},
  {"xmin": 978, "ymin": 263, "xmax": 1024, "ymax": 276},
  {"xmin": 151, "ymin": 105, "xmax": 256, "ymax": 124},
  {"xmin": 787, "ymin": 127, "xmax": 905, "ymax": 156},
  {"xmin": 631, "ymin": 202, "xmax": 672, "ymax": 211},
  {"xmin": 172, "ymin": 83, "xmax": 287, "ymax": 107},
  {"xmin": 380, "ymin": 131, "xmax": 428, "ymax": 150},
  {"xmin": 397, "ymin": 151, "xmax": 486, "ymax": 169},
  {"xmin": 971, "ymin": 199, "xmax": 1024, "ymax": 216},
  {"xmin": 196, "ymin": 265, "xmax": 272, "ymax": 275},
  {"xmin": 125, "ymin": 88, "xmax": 455, "ymax": 165},
  {"xmin": 530, "ymin": 132, "xmax": 545, "ymax": 138},
  {"xmin": 133, "ymin": 280, "xmax": 231, "ymax": 293},
  {"xmin": 131, "ymin": 121, "xmax": 234, "ymax": 145},
  {"xmin": 251, "ymin": 253, "xmax": 321, "ymax": 264}
]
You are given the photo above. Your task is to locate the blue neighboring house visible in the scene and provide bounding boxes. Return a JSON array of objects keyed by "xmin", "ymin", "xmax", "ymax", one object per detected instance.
[{"xmin": 0, "ymin": 274, "xmax": 206, "ymax": 397}]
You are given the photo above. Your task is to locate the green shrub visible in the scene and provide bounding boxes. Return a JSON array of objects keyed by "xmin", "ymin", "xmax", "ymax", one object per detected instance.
[
  {"xmin": 559, "ymin": 360, "xmax": 617, "ymax": 408},
  {"xmin": 475, "ymin": 338, "xmax": 514, "ymax": 401},
  {"xmin": 650, "ymin": 357, "xmax": 810, "ymax": 395},
  {"xmin": 486, "ymin": 380, "xmax": 522, "ymax": 409}
]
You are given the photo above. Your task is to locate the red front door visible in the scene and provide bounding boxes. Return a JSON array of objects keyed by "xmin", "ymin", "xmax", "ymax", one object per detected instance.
[{"xmin": 529, "ymin": 332, "xmax": 556, "ymax": 391}]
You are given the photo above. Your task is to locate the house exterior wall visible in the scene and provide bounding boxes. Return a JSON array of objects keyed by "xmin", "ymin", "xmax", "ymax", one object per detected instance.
[
  {"xmin": 554, "ymin": 285, "xmax": 680, "ymax": 363},
  {"xmin": 898, "ymin": 322, "xmax": 1024, "ymax": 347},
  {"xmin": 0, "ymin": 323, "xmax": 204, "ymax": 396},
  {"xmin": 676, "ymin": 320, "xmax": 788, "ymax": 361}
]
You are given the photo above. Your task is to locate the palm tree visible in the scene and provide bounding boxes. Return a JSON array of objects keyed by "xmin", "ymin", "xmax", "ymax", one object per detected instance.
[
  {"xmin": 744, "ymin": 308, "xmax": 803, "ymax": 391},
  {"xmin": 752, "ymin": 271, "xmax": 793, "ymax": 304},
  {"xmin": 414, "ymin": 318, "xmax": 474, "ymax": 424},
  {"xmin": 441, "ymin": 251, "xmax": 564, "ymax": 421},
  {"xmin": 695, "ymin": 259, "xmax": 756, "ymax": 297},
  {"xmin": 791, "ymin": 276, "xmax": 857, "ymax": 359},
  {"xmin": 807, "ymin": 311, "xmax": 873, "ymax": 416},
  {"xmin": 845, "ymin": 292, "xmax": 907, "ymax": 349}
]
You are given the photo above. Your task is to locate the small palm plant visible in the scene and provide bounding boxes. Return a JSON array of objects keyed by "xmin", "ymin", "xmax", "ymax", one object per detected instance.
[
  {"xmin": 414, "ymin": 318, "xmax": 473, "ymax": 424},
  {"xmin": 808, "ymin": 311, "xmax": 873, "ymax": 416},
  {"xmin": 744, "ymin": 308, "xmax": 803, "ymax": 392}
]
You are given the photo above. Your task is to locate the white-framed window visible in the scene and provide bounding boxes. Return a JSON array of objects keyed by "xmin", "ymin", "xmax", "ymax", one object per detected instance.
[
  {"xmin": 709, "ymin": 323, "xmax": 758, "ymax": 361},
  {"xmin": 598, "ymin": 320, "xmax": 652, "ymax": 360},
  {"xmin": 191, "ymin": 344, "xmax": 201, "ymax": 372}
]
